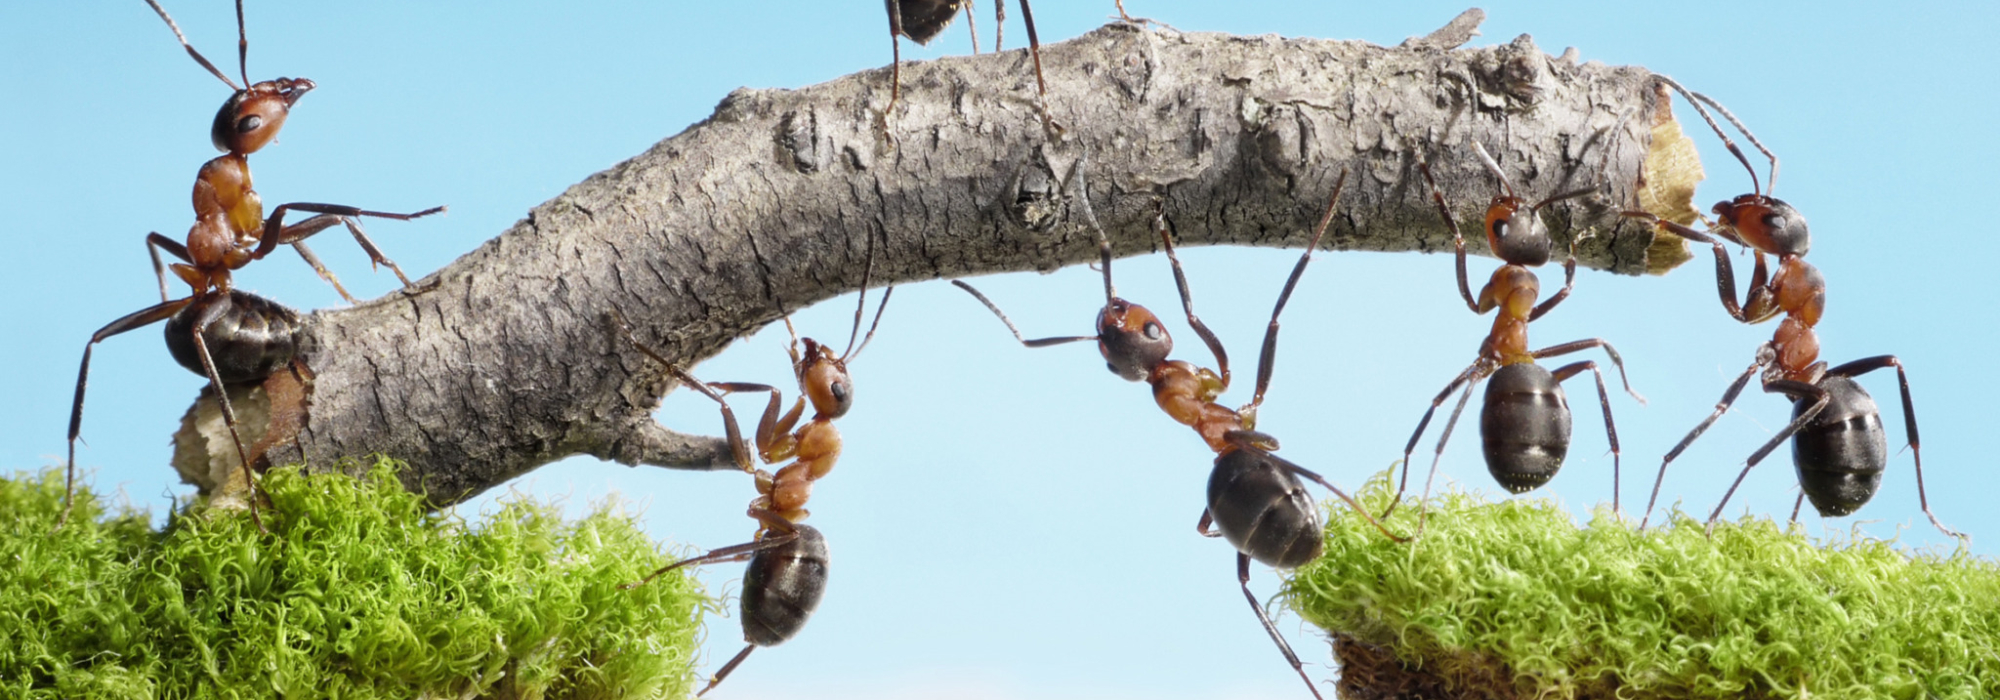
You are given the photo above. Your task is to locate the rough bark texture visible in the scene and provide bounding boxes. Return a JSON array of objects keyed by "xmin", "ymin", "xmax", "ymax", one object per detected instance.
[{"xmin": 172, "ymin": 19, "xmax": 1684, "ymax": 507}]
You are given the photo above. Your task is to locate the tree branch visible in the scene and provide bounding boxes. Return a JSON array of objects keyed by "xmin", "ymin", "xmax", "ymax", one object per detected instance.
[{"xmin": 171, "ymin": 20, "xmax": 1694, "ymax": 508}]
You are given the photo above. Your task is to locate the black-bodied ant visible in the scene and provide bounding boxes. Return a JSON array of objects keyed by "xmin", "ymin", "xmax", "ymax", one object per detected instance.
[
  {"xmin": 613, "ymin": 268, "xmax": 892, "ymax": 697},
  {"xmin": 1382, "ymin": 143, "xmax": 1643, "ymax": 528},
  {"xmin": 884, "ymin": 0, "xmax": 1050, "ymax": 132},
  {"xmin": 1623, "ymin": 77, "xmax": 1960, "ymax": 539},
  {"xmin": 954, "ymin": 169, "xmax": 1404, "ymax": 700}
]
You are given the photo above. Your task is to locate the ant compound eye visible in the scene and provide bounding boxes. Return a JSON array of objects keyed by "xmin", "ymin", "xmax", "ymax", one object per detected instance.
[
  {"xmin": 1143, "ymin": 322, "xmax": 1164, "ymax": 340},
  {"xmin": 1105, "ymin": 361, "xmax": 1119, "ymax": 374},
  {"xmin": 1764, "ymin": 212, "xmax": 1788, "ymax": 233},
  {"xmin": 236, "ymin": 114, "xmax": 263, "ymax": 134},
  {"xmin": 1490, "ymin": 219, "xmax": 1509, "ymax": 240},
  {"xmin": 830, "ymin": 380, "xmax": 850, "ymax": 404}
]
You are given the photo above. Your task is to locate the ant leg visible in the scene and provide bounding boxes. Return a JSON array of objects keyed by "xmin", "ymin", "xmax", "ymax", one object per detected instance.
[
  {"xmin": 1825, "ymin": 355, "xmax": 1962, "ymax": 541},
  {"xmin": 1155, "ymin": 211, "xmax": 1231, "ymax": 388},
  {"xmin": 1643, "ymin": 356, "xmax": 1762, "ymax": 529},
  {"xmin": 961, "ymin": 0, "xmax": 978, "ymax": 54},
  {"xmin": 609, "ymin": 308, "xmax": 765, "ymax": 472},
  {"xmin": 994, "ymin": 0, "xmax": 1005, "ymax": 51},
  {"xmin": 1233, "ymin": 552, "xmax": 1327, "ymax": 700},
  {"xmin": 1267, "ymin": 453, "xmax": 1408, "ymax": 543},
  {"xmin": 286, "ymin": 237, "xmax": 359, "ymax": 305},
  {"xmin": 1416, "ymin": 163, "xmax": 1480, "ymax": 313},
  {"xmin": 695, "ymin": 644, "xmax": 759, "ymax": 698},
  {"xmin": 147, "ymin": 233, "xmax": 192, "ymax": 303},
  {"xmin": 1706, "ymin": 379, "xmax": 1829, "ymax": 530},
  {"xmin": 950, "ymin": 281, "xmax": 1097, "ymax": 347},
  {"xmin": 1384, "ymin": 361, "xmax": 1484, "ymax": 518},
  {"xmin": 1528, "ymin": 256, "xmax": 1576, "ymax": 322},
  {"xmin": 1621, "ymin": 212, "xmax": 1778, "ymax": 323},
  {"xmin": 1244, "ymin": 170, "xmax": 1348, "ymax": 417},
  {"xmin": 711, "ymin": 382, "xmax": 802, "ymax": 465},
  {"xmin": 252, "ymin": 202, "xmax": 444, "ymax": 260},
  {"xmin": 1529, "ymin": 338, "xmax": 1644, "ymax": 404},
  {"xmin": 1790, "ymin": 492, "xmax": 1806, "ymax": 524},
  {"xmin": 62, "ymin": 298, "xmax": 193, "ymax": 530},
  {"xmin": 1014, "ymin": 0, "xmax": 1054, "ymax": 134},
  {"xmin": 1196, "ymin": 509, "xmax": 1220, "ymax": 537},
  {"xmin": 883, "ymin": 4, "xmax": 906, "ymax": 138},
  {"xmin": 188, "ymin": 296, "xmax": 267, "ymax": 534},
  {"xmin": 1413, "ymin": 377, "xmax": 1480, "ymax": 536},
  {"xmin": 1550, "ymin": 360, "xmax": 1622, "ymax": 514},
  {"xmin": 620, "ymin": 527, "xmax": 802, "ymax": 590}
]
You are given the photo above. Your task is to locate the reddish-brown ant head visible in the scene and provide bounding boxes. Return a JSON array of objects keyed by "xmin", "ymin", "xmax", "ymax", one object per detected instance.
[
  {"xmin": 1482, "ymin": 195, "xmax": 1554, "ymax": 267},
  {"xmin": 1096, "ymin": 298, "xmax": 1172, "ymax": 382},
  {"xmin": 211, "ymin": 77, "xmax": 314, "ymax": 154},
  {"xmin": 1713, "ymin": 195, "xmax": 1809, "ymax": 258},
  {"xmin": 796, "ymin": 338, "xmax": 856, "ymax": 419}
]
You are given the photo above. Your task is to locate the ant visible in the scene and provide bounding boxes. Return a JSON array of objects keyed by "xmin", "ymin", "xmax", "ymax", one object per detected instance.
[
  {"xmin": 1622, "ymin": 78, "xmax": 1960, "ymax": 540},
  {"xmin": 1381, "ymin": 143, "xmax": 1643, "ymax": 528},
  {"xmin": 884, "ymin": 0, "xmax": 1050, "ymax": 133},
  {"xmin": 613, "ymin": 268, "xmax": 892, "ymax": 697},
  {"xmin": 954, "ymin": 169, "xmax": 1405, "ymax": 700},
  {"xmin": 60, "ymin": 0, "xmax": 448, "ymax": 530},
  {"xmin": 64, "ymin": 289, "xmax": 304, "ymax": 531},
  {"xmin": 143, "ymin": 0, "xmax": 444, "ymax": 305}
]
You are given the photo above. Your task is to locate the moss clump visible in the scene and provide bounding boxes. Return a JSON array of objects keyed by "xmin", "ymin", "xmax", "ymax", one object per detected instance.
[
  {"xmin": 1288, "ymin": 476, "xmax": 2000, "ymax": 700},
  {"xmin": 0, "ymin": 459, "xmax": 706, "ymax": 700}
]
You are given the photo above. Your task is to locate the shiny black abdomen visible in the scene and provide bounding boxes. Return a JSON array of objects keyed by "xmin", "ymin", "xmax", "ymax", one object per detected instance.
[
  {"xmin": 740, "ymin": 524, "xmax": 830, "ymax": 647},
  {"xmin": 1206, "ymin": 447, "xmax": 1323, "ymax": 569},
  {"xmin": 1793, "ymin": 376, "xmax": 1886, "ymax": 517},
  {"xmin": 1480, "ymin": 363, "xmax": 1572, "ymax": 493},
  {"xmin": 164, "ymin": 290, "xmax": 303, "ymax": 384}
]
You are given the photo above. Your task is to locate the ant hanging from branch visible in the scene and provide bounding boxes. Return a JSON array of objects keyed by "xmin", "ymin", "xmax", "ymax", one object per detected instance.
[
  {"xmin": 1622, "ymin": 77, "xmax": 1960, "ymax": 540},
  {"xmin": 1380, "ymin": 142, "xmax": 1644, "ymax": 529},
  {"xmin": 884, "ymin": 0, "xmax": 1051, "ymax": 133},
  {"xmin": 953, "ymin": 168, "xmax": 1403, "ymax": 700},
  {"xmin": 143, "ymin": 0, "xmax": 444, "ymax": 304},
  {"xmin": 614, "ymin": 260, "xmax": 892, "ymax": 697}
]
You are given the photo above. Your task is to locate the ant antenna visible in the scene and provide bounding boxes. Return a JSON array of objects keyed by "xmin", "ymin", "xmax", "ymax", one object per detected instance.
[
  {"xmin": 146, "ymin": 0, "xmax": 241, "ymax": 91},
  {"xmin": 1471, "ymin": 142, "xmax": 1516, "ymax": 200},
  {"xmin": 234, "ymin": 0, "xmax": 249, "ymax": 90},
  {"xmin": 840, "ymin": 231, "xmax": 894, "ymax": 362},
  {"xmin": 1655, "ymin": 75, "xmax": 1779, "ymax": 197},
  {"xmin": 1064, "ymin": 146, "xmax": 1118, "ymax": 307}
]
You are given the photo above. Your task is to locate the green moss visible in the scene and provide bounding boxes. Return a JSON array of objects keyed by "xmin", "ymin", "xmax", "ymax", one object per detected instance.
[
  {"xmin": 0, "ymin": 459, "xmax": 706, "ymax": 700},
  {"xmin": 1289, "ymin": 474, "xmax": 2000, "ymax": 700}
]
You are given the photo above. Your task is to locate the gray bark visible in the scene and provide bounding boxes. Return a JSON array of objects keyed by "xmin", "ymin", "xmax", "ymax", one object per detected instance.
[{"xmin": 172, "ymin": 18, "xmax": 1688, "ymax": 507}]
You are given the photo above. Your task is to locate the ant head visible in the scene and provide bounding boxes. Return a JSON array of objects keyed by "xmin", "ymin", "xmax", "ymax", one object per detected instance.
[
  {"xmin": 1483, "ymin": 195, "xmax": 1554, "ymax": 267},
  {"xmin": 795, "ymin": 337, "xmax": 855, "ymax": 419},
  {"xmin": 1097, "ymin": 298, "xmax": 1171, "ymax": 382},
  {"xmin": 1714, "ymin": 195, "xmax": 1809, "ymax": 257},
  {"xmin": 211, "ymin": 77, "xmax": 314, "ymax": 154}
]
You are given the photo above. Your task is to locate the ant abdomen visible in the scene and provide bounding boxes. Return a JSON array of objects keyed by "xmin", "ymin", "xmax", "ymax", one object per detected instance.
[
  {"xmin": 1207, "ymin": 448, "xmax": 1324, "ymax": 569},
  {"xmin": 740, "ymin": 524, "xmax": 830, "ymax": 647},
  {"xmin": 1792, "ymin": 376, "xmax": 1887, "ymax": 517},
  {"xmin": 163, "ymin": 290, "xmax": 302, "ymax": 384},
  {"xmin": 1480, "ymin": 363, "xmax": 1572, "ymax": 493}
]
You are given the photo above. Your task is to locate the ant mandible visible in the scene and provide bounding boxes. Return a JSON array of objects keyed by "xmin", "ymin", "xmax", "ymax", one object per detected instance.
[
  {"xmin": 143, "ymin": 0, "xmax": 444, "ymax": 304},
  {"xmin": 954, "ymin": 169, "xmax": 1405, "ymax": 700},
  {"xmin": 1622, "ymin": 77, "xmax": 1960, "ymax": 540},
  {"xmin": 884, "ymin": 0, "xmax": 1051, "ymax": 133},
  {"xmin": 1381, "ymin": 143, "xmax": 1644, "ymax": 529},
  {"xmin": 614, "ymin": 268, "xmax": 892, "ymax": 697}
]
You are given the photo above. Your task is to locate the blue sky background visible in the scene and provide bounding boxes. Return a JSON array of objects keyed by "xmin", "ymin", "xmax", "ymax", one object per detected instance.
[{"xmin": 4, "ymin": 2, "xmax": 1997, "ymax": 698}]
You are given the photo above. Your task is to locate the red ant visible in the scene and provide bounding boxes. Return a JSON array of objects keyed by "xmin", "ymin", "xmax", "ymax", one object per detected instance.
[
  {"xmin": 954, "ymin": 169, "xmax": 1404, "ymax": 700},
  {"xmin": 613, "ymin": 270, "xmax": 891, "ymax": 697},
  {"xmin": 62, "ymin": 0, "xmax": 447, "ymax": 530},
  {"xmin": 1381, "ymin": 144, "xmax": 1644, "ymax": 528},
  {"xmin": 142, "ymin": 0, "xmax": 444, "ymax": 304},
  {"xmin": 1623, "ymin": 78, "xmax": 1960, "ymax": 540},
  {"xmin": 884, "ymin": 0, "xmax": 1050, "ymax": 132}
]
